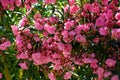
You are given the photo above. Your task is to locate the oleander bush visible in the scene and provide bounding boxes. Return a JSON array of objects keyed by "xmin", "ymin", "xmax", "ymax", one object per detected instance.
[{"xmin": 0, "ymin": 0, "xmax": 120, "ymax": 80}]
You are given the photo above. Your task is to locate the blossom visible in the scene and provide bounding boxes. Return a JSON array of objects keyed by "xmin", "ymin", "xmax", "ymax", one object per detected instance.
[
  {"xmin": 57, "ymin": 43, "xmax": 65, "ymax": 51},
  {"xmin": 48, "ymin": 72, "xmax": 56, "ymax": 80},
  {"xmin": 99, "ymin": 27, "xmax": 109, "ymax": 36},
  {"xmin": 19, "ymin": 17, "xmax": 28, "ymax": 27},
  {"xmin": 69, "ymin": 0, "xmax": 75, "ymax": 5},
  {"xmin": 64, "ymin": 72, "xmax": 72, "ymax": 80},
  {"xmin": 17, "ymin": 53, "xmax": 28, "ymax": 59},
  {"xmin": 24, "ymin": 0, "xmax": 31, "ymax": 9},
  {"xmin": 32, "ymin": 53, "xmax": 42, "ymax": 65},
  {"xmin": 93, "ymin": 38, "xmax": 100, "ymax": 44},
  {"xmin": 18, "ymin": 62, "xmax": 28, "ymax": 70},
  {"xmin": 117, "ymin": 20, "xmax": 120, "ymax": 26},
  {"xmin": 44, "ymin": 24, "xmax": 56, "ymax": 34},
  {"xmin": 115, "ymin": 12, "xmax": 120, "ymax": 20},
  {"xmin": 83, "ymin": 3, "xmax": 92, "ymax": 12},
  {"xmin": 15, "ymin": 0, "xmax": 21, "ymax": 7},
  {"xmin": 11, "ymin": 25, "xmax": 19, "ymax": 36},
  {"xmin": 111, "ymin": 75, "xmax": 119, "ymax": 80},
  {"xmin": 44, "ymin": 0, "xmax": 56, "ymax": 4},
  {"xmin": 95, "ymin": 17, "xmax": 105, "ymax": 27},
  {"xmin": 0, "ymin": 41, "xmax": 11, "ymax": 50},
  {"xmin": 70, "ymin": 5, "xmax": 80, "ymax": 15},
  {"xmin": 64, "ymin": 20, "xmax": 74, "ymax": 30},
  {"xmin": 35, "ymin": 21, "xmax": 43, "ymax": 30},
  {"xmin": 111, "ymin": 29, "xmax": 120, "ymax": 40},
  {"xmin": 62, "ymin": 30, "xmax": 69, "ymax": 38},
  {"xmin": 30, "ymin": 0, "xmax": 37, "ymax": 4},
  {"xmin": 105, "ymin": 59, "xmax": 116, "ymax": 67},
  {"xmin": 34, "ymin": 13, "xmax": 42, "ymax": 21},
  {"xmin": 96, "ymin": 67, "xmax": 104, "ymax": 80},
  {"xmin": 68, "ymin": 30, "xmax": 76, "ymax": 36},
  {"xmin": 104, "ymin": 71, "xmax": 111, "ymax": 78},
  {"xmin": 64, "ymin": 5, "xmax": 69, "ymax": 13},
  {"xmin": 102, "ymin": 0, "xmax": 108, "ymax": 5},
  {"xmin": 96, "ymin": 67, "xmax": 104, "ymax": 75},
  {"xmin": 1, "ymin": 0, "xmax": 15, "ymax": 11},
  {"xmin": 75, "ymin": 34, "xmax": 86, "ymax": 43},
  {"xmin": 91, "ymin": 2, "xmax": 100, "ymax": 13},
  {"xmin": 90, "ymin": 63, "xmax": 98, "ymax": 69},
  {"xmin": 0, "ymin": 73, "xmax": 2, "ymax": 79}
]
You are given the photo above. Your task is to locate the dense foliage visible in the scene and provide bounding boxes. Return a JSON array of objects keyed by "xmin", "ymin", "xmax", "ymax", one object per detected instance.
[{"xmin": 0, "ymin": 0, "xmax": 120, "ymax": 80}]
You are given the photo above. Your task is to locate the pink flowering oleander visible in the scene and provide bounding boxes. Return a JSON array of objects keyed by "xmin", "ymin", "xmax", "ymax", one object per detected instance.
[
  {"xmin": 0, "ymin": 39, "xmax": 11, "ymax": 50},
  {"xmin": 0, "ymin": 0, "xmax": 120, "ymax": 80},
  {"xmin": 105, "ymin": 59, "xmax": 116, "ymax": 67},
  {"xmin": 18, "ymin": 62, "xmax": 28, "ymax": 70}
]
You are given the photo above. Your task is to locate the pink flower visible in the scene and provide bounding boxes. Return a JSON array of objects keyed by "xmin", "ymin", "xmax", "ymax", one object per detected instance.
[
  {"xmin": 75, "ymin": 34, "xmax": 86, "ymax": 43},
  {"xmin": 64, "ymin": 21, "xmax": 74, "ymax": 30},
  {"xmin": 62, "ymin": 30, "xmax": 69, "ymax": 38},
  {"xmin": 57, "ymin": 43, "xmax": 65, "ymax": 51},
  {"xmin": 105, "ymin": 59, "xmax": 116, "ymax": 67},
  {"xmin": 49, "ymin": 17, "xmax": 59, "ymax": 23},
  {"xmin": 99, "ymin": 27, "xmax": 108, "ymax": 36},
  {"xmin": 82, "ymin": 24, "xmax": 90, "ymax": 32},
  {"xmin": 17, "ymin": 53, "xmax": 28, "ymax": 59},
  {"xmin": 68, "ymin": 30, "xmax": 76, "ymax": 36},
  {"xmin": 95, "ymin": 17, "xmax": 105, "ymax": 27},
  {"xmin": 19, "ymin": 17, "xmax": 27, "ymax": 27},
  {"xmin": 24, "ymin": 0, "xmax": 31, "ymax": 9},
  {"xmin": 102, "ymin": 0, "xmax": 108, "ymax": 5},
  {"xmin": 64, "ymin": 44, "xmax": 72, "ymax": 52},
  {"xmin": 64, "ymin": 72, "xmax": 72, "ymax": 80},
  {"xmin": 0, "ymin": 41, "xmax": 11, "ymax": 50},
  {"xmin": 11, "ymin": 25, "xmax": 19, "ymax": 36},
  {"xmin": 44, "ymin": 0, "xmax": 56, "ymax": 4},
  {"xmin": 30, "ymin": 0, "xmax": 37, "ymax": 4},
  {"xmin": 53, "ymin": 63, "xmax": 62, "ymax": 70},
  {"xmin": 35, "ymin": 21, "xmax": 43, "ymax": 30},
  {"xmin": 18, "ymin": 62, "xmax": 28, "ymax": 70},
  {"xmin": 93, "ymin": 38, "xmax": 100, "ymax": 44},
  {"xmin": 70, "ymin": 5, "xmax": 80, "ymax": 15},
  {"xmin": 117, "ymin": 20, "xmax": 120, "ymax": 26},
  {"xmin": 34, "ymin": 13, "xmax": 42, "ymax": 21},
  {"xmin": 27, "ymin": 43, "xmax": 32, "ymax": 49},
  {"xmin": 83, "ymin": 3, "xmax": 92, "ymax": 12},
  {"xmin": 91, "ymin": 2, "xmax": 100, "ymax": 13},
  {"xmin": 32, "ymin": 53, "xmax": 42, "ymax": 65},
  {"xmin": 1, "ymin": 0, "xmax": 15, "ymax": 11},
  {"xmin": 69, "ymin": 0, "xmax": 75, "ymax": 5},
  {"xmin": 64, "ymin": 5, "xmax": 69, "ymax": 13},
  {"xmin": 33, "ymin": 36, "xmax": 40, "ymax": 42},
  {"xmin": 104, "ymin": 71, "xmax": 111, "ymax": 78},
  {"xmin": 1, "ymin": 0, "xmax": 8, "ymax": 10},
  {"xmin": 15, "ymin": 0, "xmax": 21, "ymax": 7},
  {"xmin": 96, "ymin": 67, "xmax": 104, "ymax": 75},
  {"xmin": 111, "ymin": 75, "xmax": 119, "ymax": 80},
  {"xmin": 0, "ymin": 73, "xmax": 2, "ymax": 79},
  {"xmin": 115, "ymin": 12, "xmax": 120, "ymax": 20},
  {"xmin": 106, "ymin": 9, "xmax": 113, "ymax": 19},
  {"xmin": 75, "ymin": 25, "xmax": 82, "ymax": 34},
  {"xmin": 44, "ymin": 24, "xmax": 56, "ymax": 34},
  {"xmin": 90, "ymin": 63, "xmax": 98, "ymax": 69},
  {"xmin": 0, "ymin": 44, "xmax": 6, "ymax": 50},
  {"xmin": 48, "ymin": 72, "xmax": 56, "ymax": 80},
  {"xmin": 111, "ymin": 29, "xmax": 120, "ymax": 40}
]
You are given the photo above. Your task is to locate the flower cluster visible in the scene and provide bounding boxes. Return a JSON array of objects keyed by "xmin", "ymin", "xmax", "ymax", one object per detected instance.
[
  {"xmin": 0, "ymin": 0, "xmax": 37, "ymax": 11},
  {"xmin": 0, "ymin": 38, "xmax": 11, "ymax": 50},
  {"xmin": 0, "ymin": 0, "xmax": 120, "ymax": 80}
]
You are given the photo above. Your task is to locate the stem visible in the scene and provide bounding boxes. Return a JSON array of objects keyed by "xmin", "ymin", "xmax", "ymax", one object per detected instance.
[
  {"xmin": 18, "ymin": 69, "xmax": 23, "ymax": 79},
  {"xmin": 3, "ymin": 63, "xmax": 12, "ymax": 80}
]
